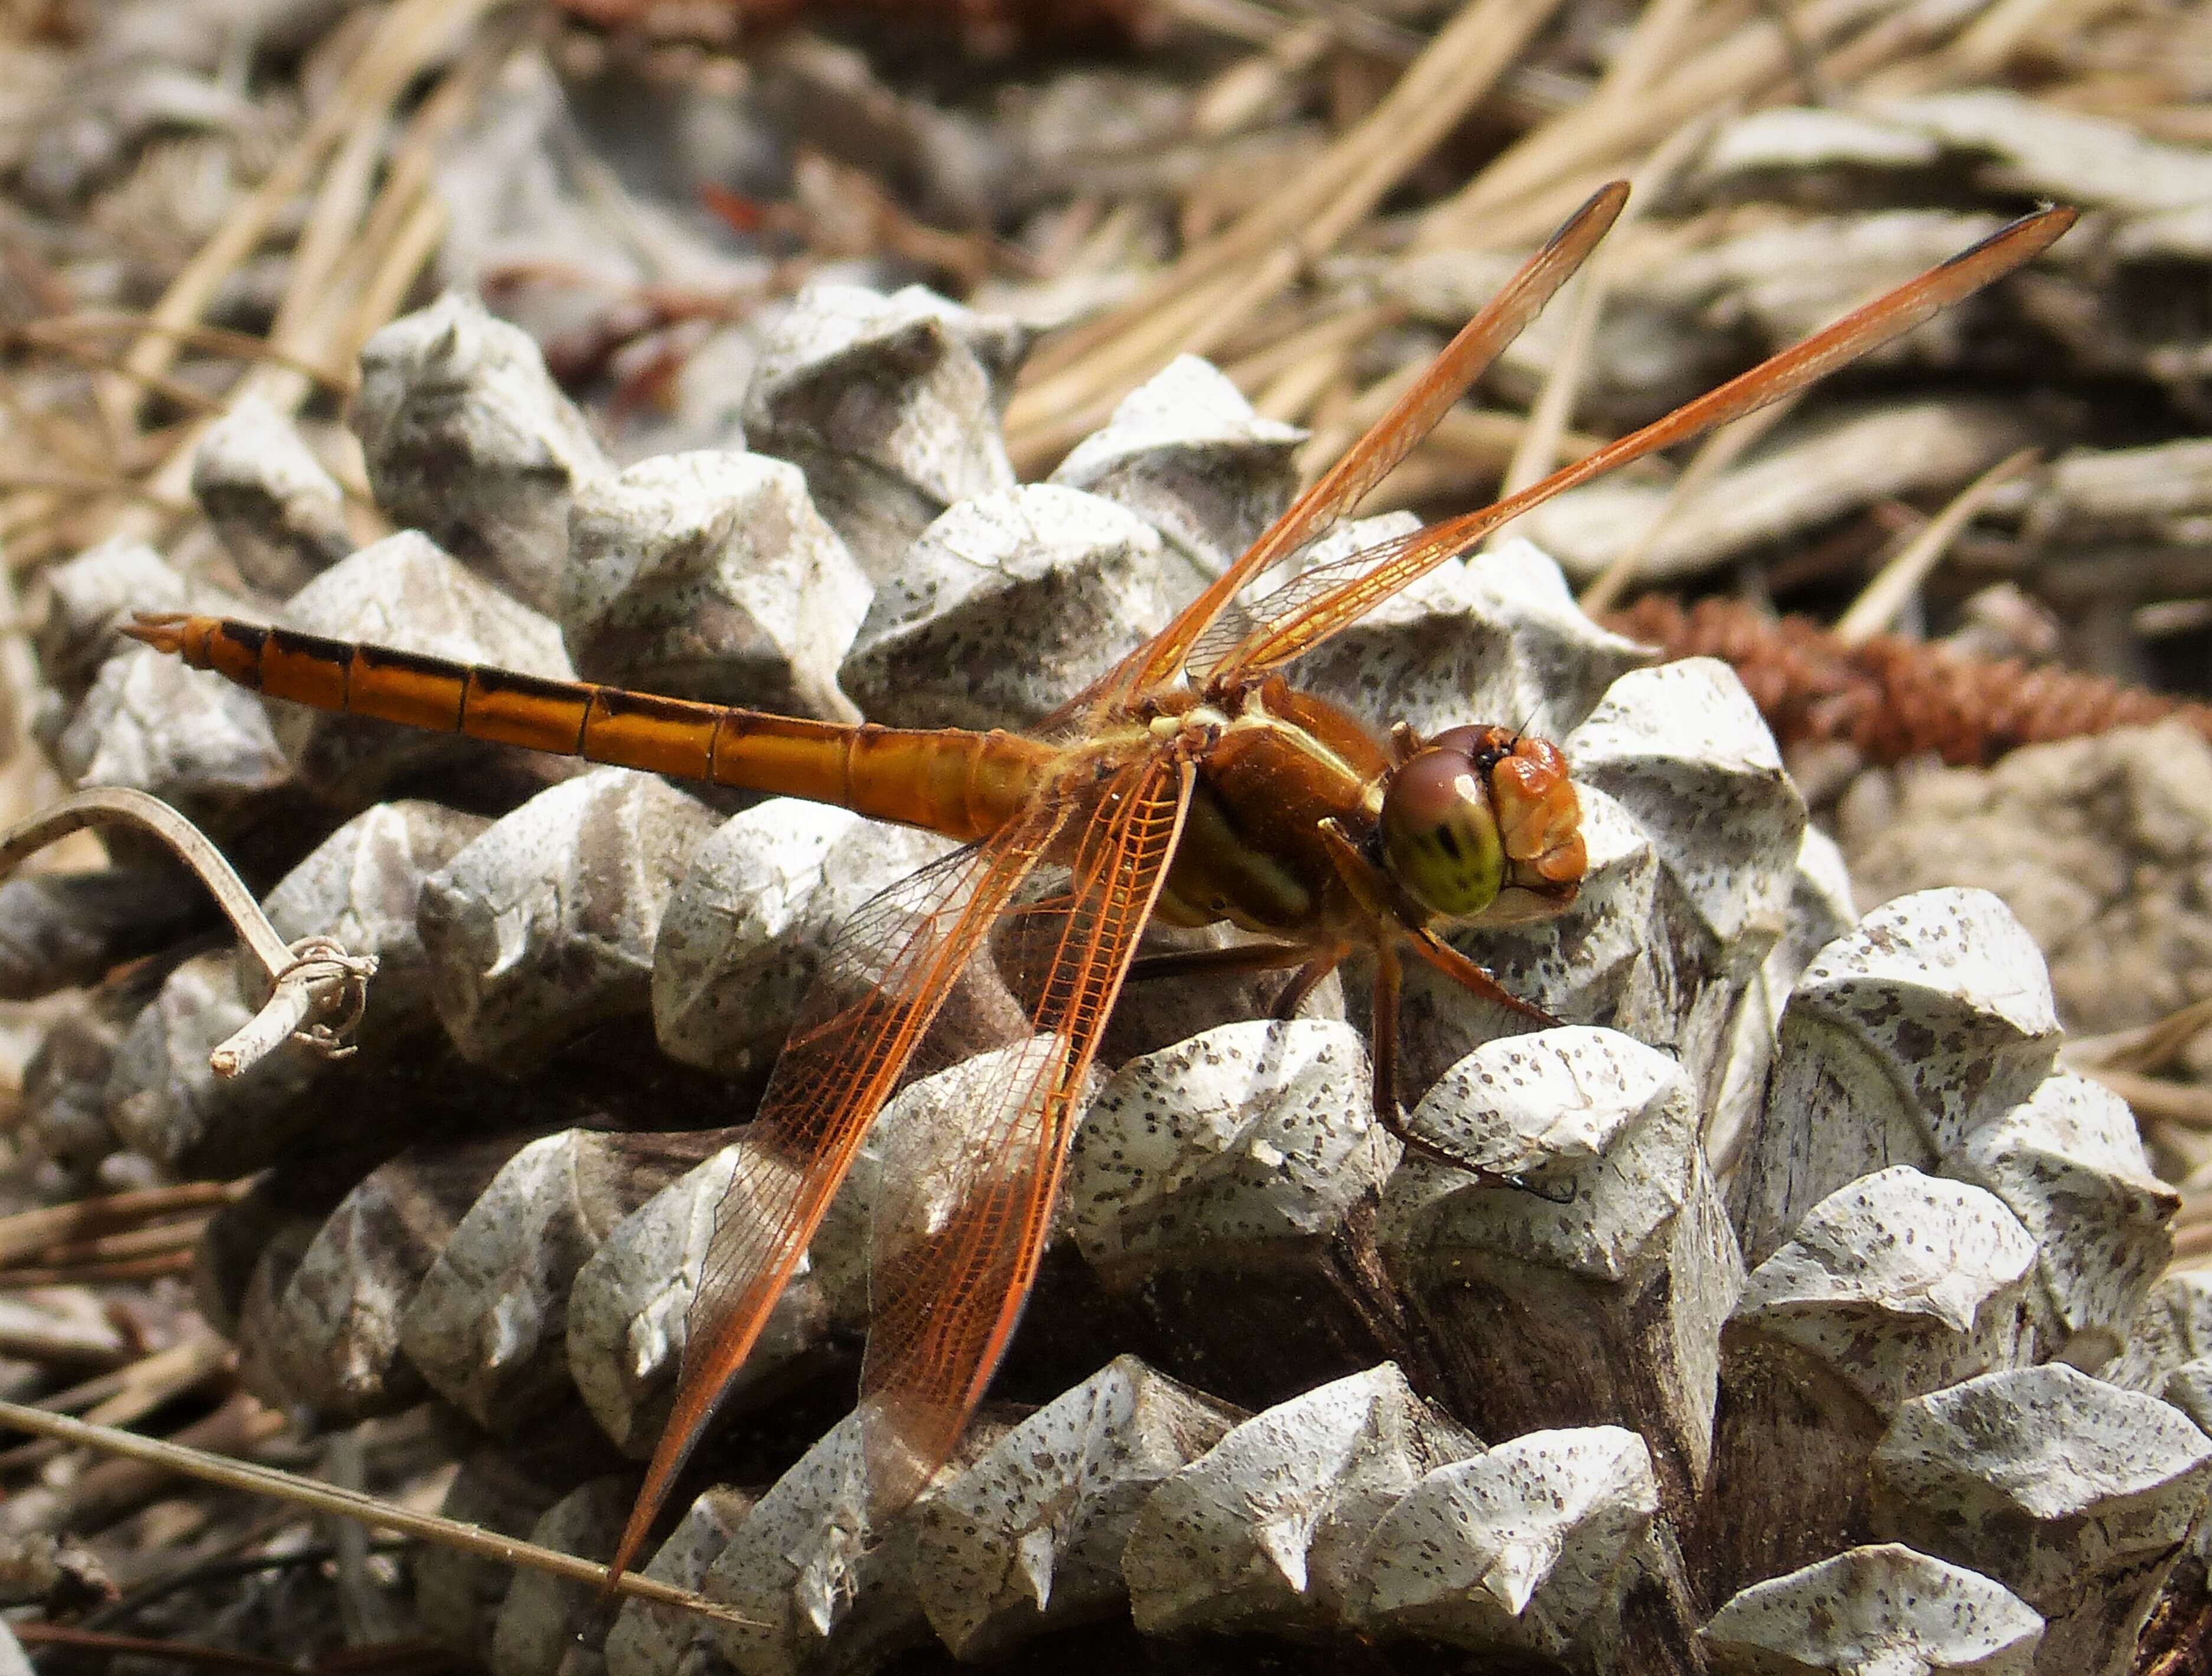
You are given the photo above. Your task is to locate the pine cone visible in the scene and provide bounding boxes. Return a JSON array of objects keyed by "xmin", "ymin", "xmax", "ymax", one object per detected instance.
[{"xmin": 7, "ymin": 282, "xmax": 2200, "ymax": 1676}]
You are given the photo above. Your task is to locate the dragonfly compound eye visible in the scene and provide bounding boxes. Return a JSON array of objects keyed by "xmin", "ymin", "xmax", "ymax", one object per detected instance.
[
  {"xmin": 1379, "ymin": 741, "xmax": 1508, "ymax": 919},
  {"xmin": 1381, "ymin": 727, "xmax": 1587, "ymax": 922}
]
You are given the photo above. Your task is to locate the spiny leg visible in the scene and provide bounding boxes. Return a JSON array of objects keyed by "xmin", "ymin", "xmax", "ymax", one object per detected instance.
[
  {"xmin": 1368, "ymin": 938, "xmax": 1489, "ymax": 1170},
  {"xmin": 1370, "ymin": 937, "xmax": 1402, "ymax": 1125},
  {"xmin": 1272, "ymin": 944, "xmax": 1348, "ymax": 1021},
  {"xmin": 1127, "ymin": 941, "xmax": 1309, "ymax": 984},
  {"xmin": 1405, "ymin": 927, "xmax": 1558, "ymax": 1028},
  {"xmin": 1126, "ymin": 938, "xmax": 1341, "ymax": 1022},
  {"xmin": 1385, "ymin": 930, "xmax": 1574, "ymax": 1192}
]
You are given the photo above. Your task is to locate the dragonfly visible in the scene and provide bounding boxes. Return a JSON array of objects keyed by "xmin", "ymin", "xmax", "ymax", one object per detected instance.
[{"xmin": 128, "ymin": 186, "xmax": 2073, "ymax": 1583}]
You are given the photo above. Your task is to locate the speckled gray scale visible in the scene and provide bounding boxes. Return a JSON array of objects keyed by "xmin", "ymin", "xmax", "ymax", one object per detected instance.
[
  {"xmin": 1348, "ymin": 1426, "xmax": 1663, "ymax": 1654},
  {"xmin": 1700, "ymin": 1544, "xmax": 2044, "ymax": 1675},
  {"xmin": 841, "ymin": 484, "xmax": 1169, "ymax": 731},
  {"xmin": 417, "ymin": 768, "xmax": 718, "ymax": 1071},
  {"xmin": 564, "ymin": 450, "xmax": 871, "ymax": 720},
  {"xmin": 1872, "ymin": 1364, "xmax": 2212, "ymax": 1676}
]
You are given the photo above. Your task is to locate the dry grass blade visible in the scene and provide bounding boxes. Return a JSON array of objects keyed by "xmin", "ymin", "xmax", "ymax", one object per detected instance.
[
  {"xmin": 0, "ymin": 1337, "xmax": 233, "ymax": 1474},
  {"xmin": 1419, "ymin": 0, "xmax": 1985, "ymax": 250},
  {"xmin": 105, "ymin": 12, "xmax": 520, "ymax": 550},
  {"xmin": 1032, "ymin": 0, "xmax": 1560, "ymax": 370},
  {"xmin": 2068, "ymin": 999, "xmax": 2212, "ymax": 1078},
  {"xmin": 1834, "ymin": 447, "xmax": 2042, "ymax": 645},
  {"xmin": 100, "ymin": 0, "xmax": 502, "ymax": 430},
  {"xmin": 0, "ymin": 1253, "xmax": 198, "ymax": 1290},
  {"xmin": 21, "ymin": 330, "xmax": 231, "ymax": 420},
  {"xmin": 18, "ymin": 1337, "xmax": 230, "ymax": 1421},
  {"xmin": 12, "ymin": 314, "xmax": 355, "ymax": 393},
  {"xmin": 1943, "ymin": 0, "xmax": 2073, "ymax": 76},
  {"xmin": 1227, "ymin": 299, "xmax": 1405, "ymax": 422},
  {"xmin": 10, "ymin": 1620, "xmax": 302, "ymax": 1675},
  {"xmin": 19, "ymin": 1217, "xmax": 211, "ymax": 1270},
  {"xmin": 2083, "ymin": 1066, "xmax": 2212, "ymax": 1130},
  {"xmin": 0, "ymin": 1181, "xmax": 245, "ymax": 1269},
  {"xmin": 2168, "ymin": 1190, "xmax": 2212, "ymax": 1271},
  {"xmin": 0, "ymin": 1301, "xmax": 130, "ymax": 1369},
  {"xmin": 1005, "ymin": 0, "xmax": 1568, "ymax": 468},
  {"xmin": 0, "ymin": 471, "xmax": 193, "ymax": 512},
  {"xmin": 0, "ymin": 1399, "xmax": 764, "ymax": 1629},
  {"xmin": 1494, "ymin": 112, "xmax": 1714, "ymax": 507},
  {"xmin": 1578, "ymin": 394, "xmax": 1800, "ymax": 615}
]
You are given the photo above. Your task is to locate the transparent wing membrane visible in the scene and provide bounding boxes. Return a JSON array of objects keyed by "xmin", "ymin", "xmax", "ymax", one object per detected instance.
[
  {"xmin": 1048, "ymin": 181, "xmax": 1631, "ymax": 726},
  {"xmin": 856, "ymin": 754, "xmax": 1193, "ymax": 1514},
  {"xmin": 610, "ymin": 800, "xmax": 1067, "ymax": 1577},
  {"xmin": 594, "ymin": 196, "xmax": 2078, "ymax": 1586},
  {"xmin": 1207, "ymin": 206, "xmax": 2077, "ymax": 683}
]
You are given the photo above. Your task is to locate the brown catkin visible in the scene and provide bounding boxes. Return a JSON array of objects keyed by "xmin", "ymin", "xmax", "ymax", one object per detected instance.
[{"xmin": 1607, "ymin": 595, "xmax": 2212, "ymax": 768}]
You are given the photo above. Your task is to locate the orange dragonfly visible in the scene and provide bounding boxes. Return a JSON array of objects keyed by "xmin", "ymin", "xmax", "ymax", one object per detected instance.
[{"xmin": 128, "ymin": 185, "xmax": 2073, "ymax": 1582}]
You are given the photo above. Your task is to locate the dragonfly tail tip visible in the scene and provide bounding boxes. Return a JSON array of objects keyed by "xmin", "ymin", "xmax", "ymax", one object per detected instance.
[{"xmin": 120, "ymin": 612, "xmax": 190, "ymax": 654}]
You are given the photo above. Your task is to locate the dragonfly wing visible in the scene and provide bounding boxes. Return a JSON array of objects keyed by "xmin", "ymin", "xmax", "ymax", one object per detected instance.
[
  {"xmin": 854, "ymin": 753, "xmax": 1195, "ymax": 1516},
  {"xmin": 1208, "ymin": 204, "xmax": 2078, "ymax": 682},
  {"xmin": 1188, "ymin": 518, "xmax": 1445, "ymax": 681},
  {"xmin": 610, "ymin": 797, "xmax": 1071, "ymax": 1582},
  {"xmin": 1044, "ymin": 182, "xmax": 1630, "ymax": 729}
]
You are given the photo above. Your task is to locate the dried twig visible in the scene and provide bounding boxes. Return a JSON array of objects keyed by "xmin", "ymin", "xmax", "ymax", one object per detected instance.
[
  {"xmin": 0, "ymin": 1399, "xmax": 764, "ymax": 1629},
  {"xmin": 9, "ymin": 1621, "xmax": 301, "ymax": 1675},
  {"xmin": 0, "ymin": 1181, "xmax": 244, "ymax": 1268}
]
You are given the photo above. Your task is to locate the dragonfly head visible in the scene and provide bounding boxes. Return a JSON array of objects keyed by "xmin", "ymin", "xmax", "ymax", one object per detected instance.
[{"xmin": 1377, "ymin": 725, "xmax": 1585, "ymax": 924}]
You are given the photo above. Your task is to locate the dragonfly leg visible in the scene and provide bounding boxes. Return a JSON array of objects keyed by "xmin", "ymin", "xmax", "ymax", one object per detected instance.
[
  {"xmin": 1371, "ymin": 929, "xmax": 1582, "ymax": 1189},
  {"xmin": 1315, "ymin": 817, "xmax": 1395, "ymax": 921},
  {"xmin": 1126, "ymin": 938, "xmax": 1344, "ymax": 1022},
  {"xmin": 1404, "ymin": 927, "xmax": 1558, "ymax": 1027},
  {"xmin": 1367, "ymin": 940, "xmax": 1521, "ymax": 1173},
  {"xmin": 1371, "ymin": 935, "xmax": 1402, "ymax": 1121},
  {"xmin": 1272, "ymin": 944, "xmax": 1349, "ymax": 1021},
  {"xmin": 1127, "ymin": 940, "xmax": 1308, "ymax": 984}
]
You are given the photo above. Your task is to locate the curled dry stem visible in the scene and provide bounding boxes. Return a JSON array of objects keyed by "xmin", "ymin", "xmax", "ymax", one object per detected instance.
[{"xmin": 0, "ymin": 787, "xmax": 377, "ymax": 1076}]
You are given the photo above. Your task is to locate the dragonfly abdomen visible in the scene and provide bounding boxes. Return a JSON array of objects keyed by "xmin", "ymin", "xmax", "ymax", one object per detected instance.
[{"xmin": 126, "ymin": 614, "xmax": 1053, "ymax": 843}]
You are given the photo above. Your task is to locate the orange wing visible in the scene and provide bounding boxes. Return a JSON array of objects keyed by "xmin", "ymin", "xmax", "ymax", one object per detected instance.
[
  {"xmin": 608, "ymin": 794, "xmax": 1073, "ymax": 1582},
  {"xmin": 853, "ymin": 752, "xmax": 1194, "ymax": 1515},
  {"xmin": 1058, "ymin": 180, "xmax": 1630, "ymax": 724},
  {"xmin": 1202, "ymin": 204, "xmax": 2079, "ymax": 682}
]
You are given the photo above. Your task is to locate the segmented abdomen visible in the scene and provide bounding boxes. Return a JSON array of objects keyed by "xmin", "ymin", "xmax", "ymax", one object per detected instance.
[{"xmin": 128, "ymin": 614, "xmax": 1055, "ymax": 843}]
